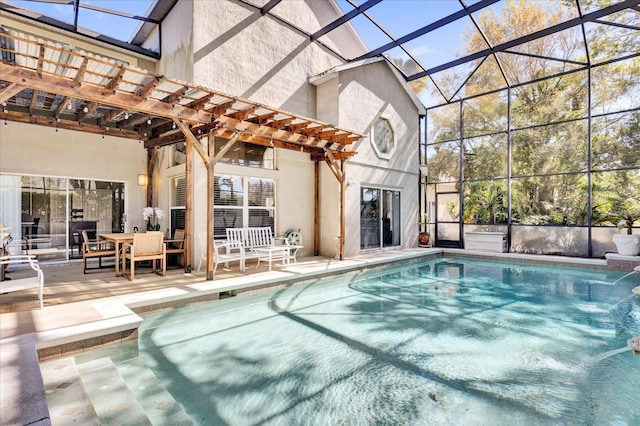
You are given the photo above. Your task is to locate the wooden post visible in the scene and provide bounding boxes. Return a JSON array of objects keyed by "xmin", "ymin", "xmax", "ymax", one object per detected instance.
[
  {"xmin": 314, "ymin": 160, "xmax": 319, "ymax": 256},
  {"xmin": 175, "ymin": 118, "xmax": 212, "ymax": 278},
  {"xmin": 206, "ymin": 131, "xmax": 215, "ymax": 280},
  {"xmin": 339, "ymin": 158, "xmax": 345, "ymax": 260},
  {"xmin": 184, "ymin": 138, "xmax": 193, "ymax": 272},
  {"xmin": 322, "ymin": 151, "xmax": 345, "ymax": 261},
  {"xmin": 145, "ymin": 147, "xmax": 158, "ymax": 207}
]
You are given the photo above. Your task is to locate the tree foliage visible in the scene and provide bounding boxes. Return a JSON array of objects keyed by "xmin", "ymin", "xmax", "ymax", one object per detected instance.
[{"xmin": 422, "ymin": 0, "xmax": 640, "ymax": 230}]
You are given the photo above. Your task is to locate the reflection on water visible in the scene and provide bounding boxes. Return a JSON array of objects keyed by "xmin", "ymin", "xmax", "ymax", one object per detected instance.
[{"xmin": 84, "ymin": 257, "xmax": 640, "ymax": 425}]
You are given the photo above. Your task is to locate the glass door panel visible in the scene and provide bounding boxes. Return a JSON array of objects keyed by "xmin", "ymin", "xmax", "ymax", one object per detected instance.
[
  {"xmin": 21, "ymin": 176, "xmax": 67, "ymax": 261},
  {"xmin": 435, "ymin": 191, "xmax": 461, "ymax": 247},
  {"xmin": 382, "ymin": 190, "xmax": 401, "ymax": 247},
  {"xmin": 361, "ymin": 188, "xmax": 402, "ymax": 250},
  {"xmin": 68, "ymin": 179, "xmax": 125, "ymax": 258},
  {"xmin": 361, "ymin": 188, "xmax": 380, "ymax": 249}
]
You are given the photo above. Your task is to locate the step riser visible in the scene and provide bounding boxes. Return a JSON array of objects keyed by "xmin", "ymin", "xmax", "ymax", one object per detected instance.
[
  {"xmin": 72, "ymin": 355, "xmax": 194, "ymax": 425},
  {"xmin": 77, "ymin": 357, "xmax": 152, "ymax": 425}
]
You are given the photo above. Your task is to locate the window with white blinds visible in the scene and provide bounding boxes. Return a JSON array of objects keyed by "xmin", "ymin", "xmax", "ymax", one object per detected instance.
[
  {"xmin": 170, "ymin": 176, "xmax": 186, "ymax": 235},
  {"xmin": 214, "ymin": 175, "xmax": 275, "ymax": 238},
  {"xmin": 168, "ymin": 174, "xmax": 276, "ymax": 238},
  {"xmin": 172, "ymin": 176, "xmax": 186, "ymax": 207}
]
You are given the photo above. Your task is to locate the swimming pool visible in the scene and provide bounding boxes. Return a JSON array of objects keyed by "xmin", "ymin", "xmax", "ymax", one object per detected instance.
[{"xmin": 79, "ymin": 257, "xmax": 640, "ymax": 424}]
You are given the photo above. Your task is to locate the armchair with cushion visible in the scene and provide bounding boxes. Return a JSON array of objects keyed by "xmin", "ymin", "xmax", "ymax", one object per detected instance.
[{"xmin": 122, "ymin": 232, "xmax": 166, "ymax": 281}]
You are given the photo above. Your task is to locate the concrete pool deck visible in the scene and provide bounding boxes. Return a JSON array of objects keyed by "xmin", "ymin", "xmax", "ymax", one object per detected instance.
[
  {"xmin": 1, "ymin": 249, "xmax": 440, "ymax": 357},
  {"xmin": 3, "ymin": 248, "xmax": 637, "ymax": 354},
  {"xmin": 3, "ymin": 248, "xmax": 638, "ymax": 356}
]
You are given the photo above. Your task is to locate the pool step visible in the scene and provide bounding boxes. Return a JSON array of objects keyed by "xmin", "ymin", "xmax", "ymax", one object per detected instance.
[
  {"xmin": 40, "ymin": 356, "xmax": 98, "ymax": 425},
  {"xmin": 77, "ymin": 357, "xmax": 152, "ymax": 425},
  {"xmin": 115, "ymin": 357, "xmax": 194, "ymax": 425},
  {"xmin": 74, "ymin": 355, "xmax": 194, "ymax": 426}
]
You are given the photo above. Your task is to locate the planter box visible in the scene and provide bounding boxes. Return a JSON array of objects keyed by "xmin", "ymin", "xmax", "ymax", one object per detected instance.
[{"xmin": 465, "ymin": 232, "xmax": 507, "ymax": 253}]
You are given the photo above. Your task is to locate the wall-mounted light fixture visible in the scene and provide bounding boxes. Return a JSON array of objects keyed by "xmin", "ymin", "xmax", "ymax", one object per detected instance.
[{"xmin": 137, "ymin": 174, "xmax": 148, "ymax": 186}]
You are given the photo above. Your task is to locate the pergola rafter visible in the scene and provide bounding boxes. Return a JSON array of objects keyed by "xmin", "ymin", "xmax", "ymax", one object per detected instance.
[{"xmin": 0, "ymin": 29, "xmax": 361, "ymax": 155}]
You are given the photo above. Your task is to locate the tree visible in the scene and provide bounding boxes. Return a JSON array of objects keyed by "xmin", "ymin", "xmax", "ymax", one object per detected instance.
[{"xmin": 424, "ymin": 0, "xmax": 640, "ymax": 234}]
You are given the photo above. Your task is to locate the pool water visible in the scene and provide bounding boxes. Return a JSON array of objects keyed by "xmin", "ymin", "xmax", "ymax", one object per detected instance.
[{"xmin": 105, "ymin": 258, "xmax": 640, "ymax": 424}]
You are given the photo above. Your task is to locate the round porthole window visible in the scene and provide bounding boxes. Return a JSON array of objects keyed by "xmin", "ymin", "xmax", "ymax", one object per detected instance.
[{"xmin": 371, "ymin": 117, "xmax": 395, "ymax": 159}]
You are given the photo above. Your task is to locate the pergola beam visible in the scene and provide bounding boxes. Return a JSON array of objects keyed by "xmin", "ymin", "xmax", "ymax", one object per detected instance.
[
  {"xmin": 0, "ymin": 63, "xmax": 213, "ymax": 124},
  {"xmin": 173, "ymin": 118, "xmax": 209, "ymax": 167},
  {"xmin": 0, "ymin": 109, "xmax": 141, "ymax": 138},
  {"xmin": 0, "ymin": 83, "xmax": 25, "ymax": 103}
]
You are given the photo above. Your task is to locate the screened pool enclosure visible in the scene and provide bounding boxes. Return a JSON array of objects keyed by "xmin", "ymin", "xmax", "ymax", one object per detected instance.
[{"xmin": 416, "ymin": 0, "xmax": 640, "ymax": 257}]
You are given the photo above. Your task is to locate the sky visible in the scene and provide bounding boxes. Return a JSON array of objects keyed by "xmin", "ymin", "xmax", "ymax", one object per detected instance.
[
  {"xmin": 8, "ymin": 0, "xmax": 487, "ymax": 107},
  {"xmin": 10, "ymin": 0, "xmax": 154, "ymax": 42},
  {"xmin": 10, "ymin": 0, "xmax": 468, "ymax": 66}
]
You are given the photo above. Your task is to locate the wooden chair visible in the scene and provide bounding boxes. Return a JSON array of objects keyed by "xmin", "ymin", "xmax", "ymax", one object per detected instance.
[
  {"xmin": 165, "ymin": 229, "xmax": 185, "ymax": 269},
  {"xmin": 81, "ymin": 230, "xmax": 116, "ymax": 274},
  {"xmin": 122, "ymin": 232, "xmax": 166, "ymax": 281}
]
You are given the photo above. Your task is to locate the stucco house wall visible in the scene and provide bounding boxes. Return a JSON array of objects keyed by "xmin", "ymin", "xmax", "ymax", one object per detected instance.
[
  {"xmin": 313, "ymin": 59, "xmax": 424, "ymax": 256},
  {"xmin": 153, "ymin": 0, "xmax": 379, "ymax": 261},
  {"xmin": 0, "ymin": 122, "xmax": 148, "ymax": 233},
  {"xmin": 155, "ymin": 0, "xmax": 194, "ymax": 83},
  {"xmin": 183, "ymin": 0, "xmax": 350, "ymax": 115}
]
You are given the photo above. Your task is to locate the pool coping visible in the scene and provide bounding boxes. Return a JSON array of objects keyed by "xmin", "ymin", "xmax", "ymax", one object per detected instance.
[
  {"xmin": 29, "ymin": 248, "xmax": 634, "ymax": 359},
  {"xmin": 2, "ymin": 248, "xmax": 638, "ymax": 426}
]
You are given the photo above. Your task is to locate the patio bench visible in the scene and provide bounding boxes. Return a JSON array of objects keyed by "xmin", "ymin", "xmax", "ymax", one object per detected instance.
[
  {"xmin": 226, "ymin": 227, "xmax": 297, "ymax": 270},
  {"xmin": 0, "ymin": 255, "xmax": 45, "ymax": 309}
]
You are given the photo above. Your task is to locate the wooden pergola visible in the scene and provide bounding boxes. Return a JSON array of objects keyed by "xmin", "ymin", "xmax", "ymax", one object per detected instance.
[{"xmin": 0, "ymin": 28, "xmax": 362, "ymax": 279}]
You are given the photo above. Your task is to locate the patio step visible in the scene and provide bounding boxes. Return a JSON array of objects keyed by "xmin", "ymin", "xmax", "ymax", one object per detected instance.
[{"xmin": 76, "ymin": 356, "xmax": 194, "ymax": 426}]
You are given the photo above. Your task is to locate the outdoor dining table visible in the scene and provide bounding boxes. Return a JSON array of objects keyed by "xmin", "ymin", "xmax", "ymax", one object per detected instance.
[{"xmin": 97, "ymin": 233, "xmax": 134, "ymax": 277}]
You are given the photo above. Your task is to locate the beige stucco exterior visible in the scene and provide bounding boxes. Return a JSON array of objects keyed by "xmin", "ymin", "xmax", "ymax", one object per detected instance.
[
  {"xmin": 0, "ymin": 0, "xmax": 424, "ymax": 263},
  {"xmin": 313, "ymin": 59, "xmax": 424, "ymax": 256}
]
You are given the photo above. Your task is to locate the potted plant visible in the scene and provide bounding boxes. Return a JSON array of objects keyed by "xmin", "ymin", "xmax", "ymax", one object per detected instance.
[
  {"xmin": 595, "ymin": 197, "xmax": 640, "ymax": 256},
  {"xmin": 611, "ymin": 210, "xmax": 640, "ymax": 256},
  {"xmin": 418, "ymin": 213, "xmax": 430, "ymax": 247},
  {"xmin": 143, "ymin": 206, "xmax": 164, "ymax": 232}
]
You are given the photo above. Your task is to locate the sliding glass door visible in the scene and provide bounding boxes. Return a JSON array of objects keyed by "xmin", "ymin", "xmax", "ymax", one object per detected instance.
[
  {"xmin": 360, "ymin": 187, "xmax": 401, "ymax": 250},
  {"xmin": 0, "ymin": 174, "xmax": 125, "ymax": 261}
]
